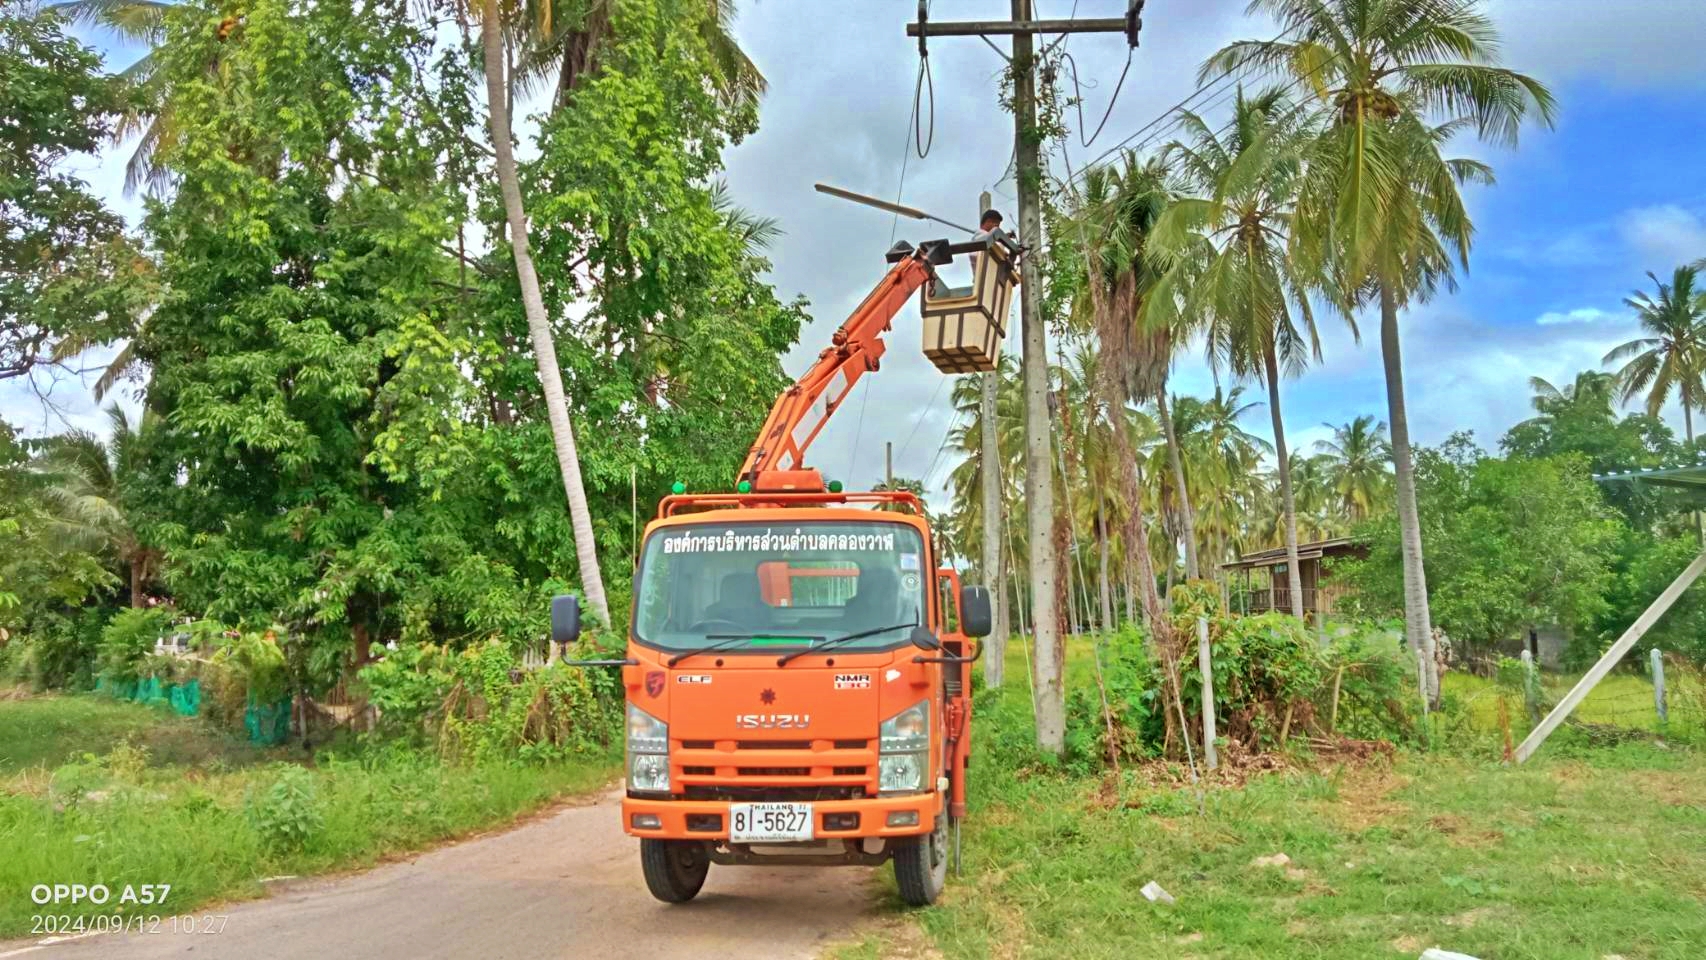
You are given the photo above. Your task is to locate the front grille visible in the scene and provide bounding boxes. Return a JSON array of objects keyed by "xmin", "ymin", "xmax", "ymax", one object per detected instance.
[
  {"xmin": 684, "ymin": 785, "xmax": 865, "ymax": 802},
  {"xmin": 832, "ymin": 766, "xmax": 867, "ymax": 776},
  {"xmin": 736, "ymin": 740, "xmax": 811, "ymax": 750},
  {"xmin": 680, "ymin": 740, "xmax": 716, "ymax": 750},
  {"xmin": 833, "ymin": 739, "xmax": 869, "ymax": 749},
  {"xmin": 738, "ymin": 766, "xmax": 810, "ymax": 777},
  {"xmin": 682, "ymin": 766, "xmax": 715, "ymax": 776}
]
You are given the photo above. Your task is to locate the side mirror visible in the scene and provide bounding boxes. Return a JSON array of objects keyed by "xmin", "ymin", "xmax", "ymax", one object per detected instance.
[
  {"xmin": 908, "ymin": 625, "xmax": 941, "ymax": 651},
  {"xmin": 960, "ymin": 585, "xmax": 992, "ymax": 638},
  {"xmin": 551, "ymin": 594, "xmax": 582, "ymax": 646}
]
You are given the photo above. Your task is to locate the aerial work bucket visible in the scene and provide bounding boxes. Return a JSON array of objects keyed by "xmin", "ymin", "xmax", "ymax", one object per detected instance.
[{"xmin": 921, "ymin": 239, "xmax": 1019, "ymax": 374}]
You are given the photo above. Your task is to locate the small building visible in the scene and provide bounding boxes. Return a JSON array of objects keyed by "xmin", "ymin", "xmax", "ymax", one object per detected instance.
[{"xmin": 1222, "ymin": 537, "xmax": 1366, "ymax": 620}]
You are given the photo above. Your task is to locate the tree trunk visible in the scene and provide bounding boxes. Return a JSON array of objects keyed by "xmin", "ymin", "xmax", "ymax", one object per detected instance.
[
  {"xmin": 1096, "ymin": 500, "xmax": 1113, "ymax": 634},
  {"xmin": 1380, "ymin": 281, "xmax": 1437, "ymax": 705},
  {"xmin": 980, "ymin": 371, "xmax": 1006, "ymax": 686},
  {"xmin": 1155, "ymin": 387, "xmax": 1198, "ymax": 580},
  {"xmin": 1102, "ymin": 374, "xmax": 1167, "ymax": 638},
  {"xmin": 1265, "ymin": 343, "xmax": 1305, "ymax": 620},
  {"xmin": 479, "ymin": 0, "xmax": 610, "ymax": 626},
  {"xmin": 129, "ymin": 556, "xmax": 144, "ymax": 609}
]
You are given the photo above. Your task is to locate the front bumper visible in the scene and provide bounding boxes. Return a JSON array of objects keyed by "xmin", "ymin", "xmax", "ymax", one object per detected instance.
[{"xmin": 622, "ymin": 791, "xmax": 943, "ymax": 841}]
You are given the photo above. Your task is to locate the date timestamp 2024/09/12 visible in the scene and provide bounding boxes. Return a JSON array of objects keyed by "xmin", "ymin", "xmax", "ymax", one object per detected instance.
[{"xmin": 31, "ymin": 914, "xmax": 229, "ymax": 936}]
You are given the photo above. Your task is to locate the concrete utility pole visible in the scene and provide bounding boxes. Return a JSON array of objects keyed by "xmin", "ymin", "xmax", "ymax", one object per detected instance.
[
  {"xmin": 978, "ymin": 189, "xmax": 1008, "ymax": 687},
  {"xmin": 907, "ymin": 1, "xmax": 1143, "ymax": 753}
]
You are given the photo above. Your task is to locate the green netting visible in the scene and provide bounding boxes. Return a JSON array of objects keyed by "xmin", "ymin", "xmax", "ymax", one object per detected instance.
[
  {"xmin": 167, "ymin": 679, "xmax": 201, "ymax": 717},
  {"xmin": 96, "ymin": 677, "xmax": 137, "ymax": 700},
  {"xmin": 244, "ymin": 695, "xmax": 292, "ymax": 745},
  {"xmin": 135, "ymin": 676, "xmax": 166, "ymax": 705}
]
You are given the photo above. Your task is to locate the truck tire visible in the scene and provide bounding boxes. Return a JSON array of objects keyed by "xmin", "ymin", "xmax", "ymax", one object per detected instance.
[
  {"xmin": 893, "ymin": 816, "xmax": 948, "ymax": 906},
  {"xmin": 640, "ymin": 839, "xmax": 710, "ymax": 903}
]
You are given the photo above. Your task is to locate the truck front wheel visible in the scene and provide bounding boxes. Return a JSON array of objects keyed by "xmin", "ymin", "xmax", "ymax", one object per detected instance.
[
  {"xmin": 640, "ymin": 839, "xmax": 710, "ymax": 903},
  {"xmin": 893, "ymin": 816, "xmax": 949, "ymax": 906}
]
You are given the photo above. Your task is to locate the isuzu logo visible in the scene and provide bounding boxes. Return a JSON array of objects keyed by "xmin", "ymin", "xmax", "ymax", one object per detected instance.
[{"xmin": 735, "ymin": 713, "xmax": 812, "ymax": 730}]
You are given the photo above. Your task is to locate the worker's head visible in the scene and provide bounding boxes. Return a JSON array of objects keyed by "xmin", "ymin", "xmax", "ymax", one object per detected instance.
[{"xmin": 980, "ymin": 209, "xmax": 1004, "ymax": 232}]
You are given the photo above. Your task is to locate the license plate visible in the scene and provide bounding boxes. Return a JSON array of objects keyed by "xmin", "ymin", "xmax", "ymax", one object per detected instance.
[{"xmin": 729, "ymin": 802, "xmax": 813, "ymax": 842}]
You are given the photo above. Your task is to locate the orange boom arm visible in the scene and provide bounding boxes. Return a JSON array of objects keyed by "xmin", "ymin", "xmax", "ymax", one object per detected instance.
[{"xmin": 737, "ymin": 249, "xmax": 937, "ymax": 492}]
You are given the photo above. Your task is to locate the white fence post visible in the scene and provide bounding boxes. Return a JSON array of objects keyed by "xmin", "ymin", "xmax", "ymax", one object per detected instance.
[
  {"xmin": 1652, "ymin": 648, "xmax": 1667, "ymax": 725},
  {"xmin": 1197, "ymin": 617, "xmax": 1217, "ymax": 772}
]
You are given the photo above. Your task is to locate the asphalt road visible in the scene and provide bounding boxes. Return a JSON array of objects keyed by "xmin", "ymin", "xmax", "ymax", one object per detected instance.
[{"xmin": 11, "ymin": 789, "xmax": 879, "ymax": 960}]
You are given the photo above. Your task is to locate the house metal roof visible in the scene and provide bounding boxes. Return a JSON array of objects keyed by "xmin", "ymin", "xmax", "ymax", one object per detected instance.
[
  {"xmin": 1594, "ymin": 463, "xmax": 1706, "ymax": 490},
  {"xmin": 1221, "ymin": 536, "xmax": 1357, "ymax": 570}
]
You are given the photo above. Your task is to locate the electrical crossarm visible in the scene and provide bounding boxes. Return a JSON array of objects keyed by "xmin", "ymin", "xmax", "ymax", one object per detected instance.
[{"xmin": 736, "ymin": 243, "xmax": 945, "ymax": 493}]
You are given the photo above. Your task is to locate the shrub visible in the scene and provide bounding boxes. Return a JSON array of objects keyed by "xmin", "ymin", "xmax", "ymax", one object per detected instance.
[
  {"xmin": 247, "ymin": 764, "xmax": 325, "ymax": 852},
  {"xmin": 1321, "ymin": 623, "xmax": 1419, "ymax": 742},
  {"xmin": 1065, "ymin": 625, "xmax": 1163, "ymax": 771},
  {"xmin": 96, "ymin": 607, "xmax": 174, "ymax": 686},
  {"xmin": 360, "ymin": 637, "xmax": 622, "ymax": 763}
]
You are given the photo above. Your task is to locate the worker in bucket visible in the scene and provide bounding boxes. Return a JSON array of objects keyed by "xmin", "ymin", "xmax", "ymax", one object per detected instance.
[{"xmin": 934, "ymin": 208, "xmax": 1007, "ymax": 298}]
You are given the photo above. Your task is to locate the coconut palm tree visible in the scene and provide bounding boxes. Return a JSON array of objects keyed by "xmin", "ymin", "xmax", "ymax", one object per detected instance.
[
  {"xmin": 516, "ymin": 0, "xmax": 765, "ymax": 113},
  {"xmin": 1063, "ymin": 152, "xmax": 1177, "ymax": 637},
  {"xmin": 1522, "ymin": 371, "xmax": 1618, "ymax": 420},
  {"xmin": 34, "ymin": 405, "xmax": 157, "ymax": 607},
  {"xmin": 477, "ymin": 0, "xmax": 610, "ymax": 625},
  {"xmin": 1172, "ymin": 386, "xmax": 1271, "ymax": 570},
  {"xmin": 1315, "ymin": 414, "xmax": 1391, "ymax": 524},
  {"xmin": 1204, "ymin": 0, "xmax": 1556, "ymax": 703},
  {"xmin": 1604, "ymin": 266, "xmax": 1706, "ymax": 448},
  {"xmin": 1154, "ymin": 86, "xmax": 1332, "ymax": 620},
  {"xmin": 53, "ymin": 0, "xmax": 175, "ymax": 195}
]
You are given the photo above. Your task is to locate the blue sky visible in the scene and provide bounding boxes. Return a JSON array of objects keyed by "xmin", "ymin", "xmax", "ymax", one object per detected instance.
[{"xmin": 12, "ymin": 0, "xmax": 1706, "ymax": 507}]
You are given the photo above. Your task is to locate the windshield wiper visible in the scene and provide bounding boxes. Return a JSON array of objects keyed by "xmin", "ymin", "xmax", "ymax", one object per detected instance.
[
  {"xmin": 666, "ymin": 633, "xmax": 826, "ymax": 667},
  {"xmin": 775, "ymin": 621, "xmax": 917, "ymax": 666}
]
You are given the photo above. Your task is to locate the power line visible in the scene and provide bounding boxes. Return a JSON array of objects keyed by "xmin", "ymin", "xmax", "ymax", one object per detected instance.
[
  {"xmin": 1063, "ymin": 24, "xmax": 1345, "ymax": 192},
  {"xmin": 896, "ymin": 375, "xmax": 950, "ymax": 467},
  {"xmin": 1065, "ymin": 22, "xmax": 1301, "ymax": 186}
]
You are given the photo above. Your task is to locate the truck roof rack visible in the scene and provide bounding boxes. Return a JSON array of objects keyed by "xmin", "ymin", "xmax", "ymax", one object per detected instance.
[{"xmin": 659, "ymin": 490, "xmax": 927, "ymax": 519}]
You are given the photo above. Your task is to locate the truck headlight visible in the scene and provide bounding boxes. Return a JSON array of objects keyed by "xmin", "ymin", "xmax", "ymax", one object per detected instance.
[
  {"xmin": 878, "ymin": 700, "xmax": 930, "ymax": 795},
  {"xmin": 629, "ymin": 752, "xmax": 670, "ymax": 793},
  {"xmin": 627, "ymin": 703, "xmax": 669, "ymax": 792}
]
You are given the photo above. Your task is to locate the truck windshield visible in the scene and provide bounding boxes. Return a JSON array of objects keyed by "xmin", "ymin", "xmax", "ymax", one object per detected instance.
[{"xmin": 633, "ymin": 520, "xmax": 930, "ymax": 652}]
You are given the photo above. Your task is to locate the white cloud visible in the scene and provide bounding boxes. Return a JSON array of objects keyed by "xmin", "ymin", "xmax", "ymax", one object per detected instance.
[
  {"xmin": 1535, "ymin": 307, "xmax": 1614, "ymax": 326},
  {"xmin": 1488, "ymin": 0, "xmax": 1706, "ymax": 90},
  {"xmin": 1618, "ymin": 204, "xmax": 1706, "ymax": 270}
]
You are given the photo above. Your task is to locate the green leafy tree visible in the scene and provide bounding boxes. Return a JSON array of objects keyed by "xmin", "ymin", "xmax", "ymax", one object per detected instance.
[
  {"xmin": 1205, "ymin": 0, "xmax": 1556, "ymax": 703},
  {"xmin": 1, "ymin": 6, "xmax": 149, "ymax": 382},
  {"xmin": 1340, "ymin": 436, "xmax": 1619, "ymax": 662},
  {"xmin": 1502, "ymin": 371, "xmax": 1680, "ymax": 527}
]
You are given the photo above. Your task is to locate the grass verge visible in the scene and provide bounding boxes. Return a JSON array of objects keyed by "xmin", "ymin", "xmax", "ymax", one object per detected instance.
[
  {"xmin": 833, "ymin": 646, "xmax": 1706, "ymax": 960},
  {"xmin": 0, "ymin": 694, "xmax": 617, "ymax": 938}
]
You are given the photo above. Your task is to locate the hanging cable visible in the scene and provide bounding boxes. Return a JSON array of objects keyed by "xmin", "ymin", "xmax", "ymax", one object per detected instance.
[
  {"xmin": 911, "ymin": 0, "xmax": 934, "ymax": 160},
  {"xmin": 1062, "ymin": 47, "xmax": 1133, "ymax": 148},
  {"xmin": 912, "ymin": 54, "xmax": 935, "ymax": 159},
  {"xmin": 1065, "ymin": 21, "xmax": 1313, "ymax": 188}
]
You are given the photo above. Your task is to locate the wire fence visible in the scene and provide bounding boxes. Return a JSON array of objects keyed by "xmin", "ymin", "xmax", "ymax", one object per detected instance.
[{"xmin": 1446, "ymin": 651, "xmax": 1706, "ymax": 746}]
